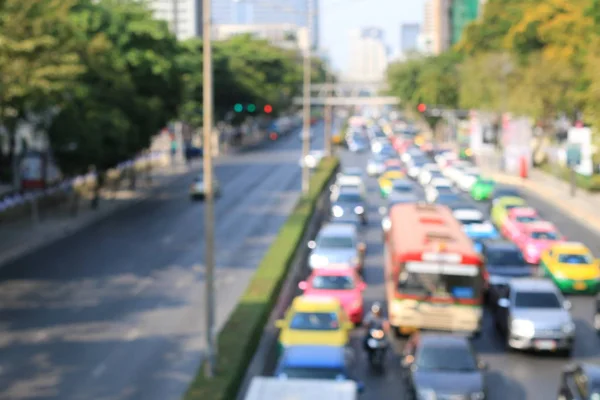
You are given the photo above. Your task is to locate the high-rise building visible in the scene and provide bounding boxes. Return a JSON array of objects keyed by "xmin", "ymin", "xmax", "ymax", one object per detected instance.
[
  {"xmin": 400, "ymin": 23, "xmax": 420, "ymax": 53},
  {"xmin": 348, "ymin": 28, "xmax": 388, "ymax": 82},
  {"xmin": 213, "ymin": 0, "xmax": 319, "ymax": 48},
  {"xmin": 420, "ymin": 0, "xmax": 450, "ymax": 54},
  {"xmin": 145, "ymin": 0, "xmax": 203, "ymax": 39},
  {"xmin": 450, "ymin": 0, "xmax": 479, "ymax": 45}
]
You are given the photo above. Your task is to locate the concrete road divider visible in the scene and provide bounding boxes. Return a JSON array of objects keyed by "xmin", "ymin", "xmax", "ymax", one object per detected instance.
[{"xmin": 184, "ymin": 156, "xmax": 339, "ymax": 400}]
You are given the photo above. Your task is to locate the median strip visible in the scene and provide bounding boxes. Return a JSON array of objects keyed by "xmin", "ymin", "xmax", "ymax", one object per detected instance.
[{"xmin": 184, "ymin": 156, "xmax": 339, "ymax": 400}]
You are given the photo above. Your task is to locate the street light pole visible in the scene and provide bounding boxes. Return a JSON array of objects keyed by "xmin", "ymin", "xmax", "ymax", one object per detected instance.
[
  {"xmin": 202, "ymin": 0, "xmax": 217, "ymax": 378},
  {"xmin": 324, "ymin": 69, "xmax": 332, "ymax": 156},
  {"xmin": 301, "ymin": 0, "xmax": 314, "ymax": 194}
]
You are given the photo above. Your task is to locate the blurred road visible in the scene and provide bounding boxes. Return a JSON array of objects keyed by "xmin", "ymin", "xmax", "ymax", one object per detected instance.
[
  {"xmin": 0, "ymin": 123, "xmax": 325, "ymax": 400},
  {"xmin": 337, "ymin": 148, "xmax": 600, "ymax": 400}
]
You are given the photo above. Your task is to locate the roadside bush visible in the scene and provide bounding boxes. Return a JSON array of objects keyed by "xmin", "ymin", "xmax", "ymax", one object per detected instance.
[
  {"xmin": 538, "ymin": 163, "xmax": 600, "ymax": 192},
  {"xmin": 184, "ymin": 156, "xmax": 340, "ymax": 400}
]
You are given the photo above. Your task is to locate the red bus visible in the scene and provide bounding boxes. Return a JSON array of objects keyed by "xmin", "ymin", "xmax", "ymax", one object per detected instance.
[{"xmin": 384, "ymin": 203, "xmax": 484, "ymax": 337}]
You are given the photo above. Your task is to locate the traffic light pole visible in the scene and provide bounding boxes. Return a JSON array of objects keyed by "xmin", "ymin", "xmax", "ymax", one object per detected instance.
[
  {"xmin": 301, "ymin": 0, "xmax": 313, "ymax": 194},
  {"xmin": 202, "ymin": 0, "xmax": 217, "ymax": 378}
]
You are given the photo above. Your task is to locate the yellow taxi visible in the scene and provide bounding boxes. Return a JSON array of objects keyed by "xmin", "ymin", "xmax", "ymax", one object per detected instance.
[
  {"xmin": 378, "ymin": 170, "xmax": 405, "ymax": 197},
  {"xmin": 275, "ymin": 295, "xmax": 353, "ymax": 351},
  {"xmin": 540, "ymin": 242, "xmax": 600, "ymax": 294}
]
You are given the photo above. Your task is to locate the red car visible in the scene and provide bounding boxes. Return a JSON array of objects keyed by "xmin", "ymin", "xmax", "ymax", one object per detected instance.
[
  {"xmin": 501, "ymin": 207, "xmax": 541, "ymax": 241},
  {"xmin": 298, "ymin": 267, "xmax": 366, "ymax": 324},
  {"xmin": 513, "ymin": 221, "xmax": 566, "ymax": 264}
]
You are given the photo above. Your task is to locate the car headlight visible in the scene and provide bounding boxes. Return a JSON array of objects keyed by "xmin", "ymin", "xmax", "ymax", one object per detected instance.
[
  {"xmin": 382, "ymin": 217, "xmax": 392, "ymax": 231},
  {"xmin": 309, "ymin": 254, "xmax": 328, "ymax": 267},
  {"xmin": 554, "ymin": 271, "xmax": 567, "ymax": 279},
  {"xmin": 354, "ymin": 206, "xmax": 364, "ymax": 214},
  {"xmin": 511, "ymin": 319, "xmax": 535, "ymax": 337},
  {"xmin": 471, "ymin": 391, "xmax": 485, "ymax": 400},
  {"xmin": 332, "ymin": 205, "xmax": 344, "ymax": 217},
  {"xmin": 417, "ymin": 388, "xmax": 436, "ymax": 400},
  {"xmin": 562, "ymin": 322, "xmax": 575, "ymax": 334}
]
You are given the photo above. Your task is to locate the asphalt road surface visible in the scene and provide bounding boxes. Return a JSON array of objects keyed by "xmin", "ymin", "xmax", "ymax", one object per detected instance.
[
  {"xmin": 335, "ymin": 148, "xmax": 600, "ymax": 400},
  {"xmin": 0, "ymin": 124, "xmax": 326, "ymax": 400}
]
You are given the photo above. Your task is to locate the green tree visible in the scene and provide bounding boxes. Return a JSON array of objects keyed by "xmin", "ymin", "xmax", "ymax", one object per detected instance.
[
  {"xmin": 459, "ymin": 52, "xmax": 515, "ymax": 111},
  {"xmin": 385, "ymin": 57, "xmax": 424, "ymax": 104},
  {"xmin": 0, "ymin": 0, "xmax": 84, "ymax": 184},
  {"xmin": 415, "ymin": 52, "xmax": 462, "ymax": 108},
  {"xmin": 48, "ymin": 0, "xmax": 183, "ymax": 175}
]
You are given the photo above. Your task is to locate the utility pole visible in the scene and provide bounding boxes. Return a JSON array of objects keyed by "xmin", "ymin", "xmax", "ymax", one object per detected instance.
[
  {"xmin": 172, "ymin": 0, "xmax": 179, "ymax": 35},
  {"xmin": 323, "ymin": 69, "xmax": 332, "ymax": 156},
  {"xmin": 202, "ymin": 0, "xmax": 217, "ymax": 378},
  {"xmin": 301, "ymin": 0, "xmax": 314, "ymax": 194}
]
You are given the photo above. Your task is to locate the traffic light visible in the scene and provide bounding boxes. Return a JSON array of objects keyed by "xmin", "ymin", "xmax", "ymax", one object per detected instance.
[
  {"xmin": 417, "ymin": 103, "xmax": 427, "ymax": 113},
  {"xmin": 234, "ymin": 103, "xmax": 243, "ymax": 112},
  {"xmin": 247, "ymin": 104, "xmax": 256, "ymax": 112},
  {"xmin": 264, "ymin": 104, "xmax": 272, "ymax": 113}
]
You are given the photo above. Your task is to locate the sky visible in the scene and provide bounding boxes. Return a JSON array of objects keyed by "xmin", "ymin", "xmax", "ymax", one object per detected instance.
[{"xmin": 318, "ymin": 0, "xmax": 425, "ymax": 72}]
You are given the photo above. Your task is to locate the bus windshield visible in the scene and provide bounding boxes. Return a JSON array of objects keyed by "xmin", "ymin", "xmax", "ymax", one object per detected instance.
[{"xmin": 397, "ymin": 262, "xmax": 482, "ymax": 300}]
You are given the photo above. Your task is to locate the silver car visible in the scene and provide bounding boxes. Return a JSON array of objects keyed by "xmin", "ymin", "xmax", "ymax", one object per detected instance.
[
  {"xmin": 308, "ymin": 223, "xmax": 366, "ymax": 273},
  {"xmin": 190, "ymin": 175, "xmax": 220, "ymax": 200},
  {"xmin": 495, "ymin": 278, "xmax": 575, "ymax": 355},
  {"xmin": 366, "ymin": 156, "xmax": 386, "ymax": 176}
]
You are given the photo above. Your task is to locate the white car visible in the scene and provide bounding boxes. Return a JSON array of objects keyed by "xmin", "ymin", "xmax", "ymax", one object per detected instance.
[
  {"xmin": 418, "ymin": 164, "xmax": 441, "ymax": 186},
  {"xmin": 425, "ymin": 179, "xmax": 455, "ymax": 203},
  {"xmin": 299, "ymin": 150, "xmax": 325, "ymax": 169},
  {"xmin": 190, "ymin": 175, "xmax": 220, "ymax": 200},
  {"xmin": 458, "ymin": 171, "xmax": 480, "ymax": 192},
  {"xmin": 331, "ymin": 176, "xmax": 366, "ymax": 197},
  {"xmin": 443, "ymin": 161, "xmax": 470, "ymax": 182}
]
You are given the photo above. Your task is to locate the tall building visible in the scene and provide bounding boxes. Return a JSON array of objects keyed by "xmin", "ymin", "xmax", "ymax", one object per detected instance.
[
  {"xmin": 420, "ymin": 0, "xmax": 450, "ymax": 54},
  {"xmin": 400, "ymin": 23, "xmax": 420, "ymax": 53},
  {"xmin": 450, "ymin": 0, "xmax": 479, "ymax": 45},
  {"xmin": 145, "ymin": 0, "xmax": 203, "ymax": 39},
  {"xmin": 213, "ymin": 0, "xmax": 319, "ymax": 48},
  {"xmin": 348, "ymin": 28, "xmax": 388, "ymax": 82}
]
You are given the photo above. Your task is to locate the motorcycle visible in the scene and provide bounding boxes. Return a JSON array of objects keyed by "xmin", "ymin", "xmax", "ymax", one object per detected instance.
[{"xmin": 366, "ymin": 325, "xmax": 388, "ymax": 369}]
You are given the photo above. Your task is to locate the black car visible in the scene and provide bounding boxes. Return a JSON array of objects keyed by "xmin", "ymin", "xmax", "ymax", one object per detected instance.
[
  {"xmin": 402, "ymin": 333, "xmax": 487, "ymax": 399},
  {"xmin": 480, "ymin": 240, "xmax": 534, "ymax": 305},
  {"xmin": 331, "ymin": 188, "xmax": 367, "ymax": 225},
  {"xmin": 390, "ymin": 179, "xmax": 414, "ymax": 195},
  {"xmin": 558, "ymin": 363, "xmax": 600, "ymax": 399}
]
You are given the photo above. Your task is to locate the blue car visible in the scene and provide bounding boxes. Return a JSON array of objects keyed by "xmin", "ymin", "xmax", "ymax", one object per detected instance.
[
  {"xmin": 275, "ymin": 345, "xmax": 364, "ymax": 392},
  {"xmin": 451, "ymin": 207, "xmax": 499, "ymax": 252}
]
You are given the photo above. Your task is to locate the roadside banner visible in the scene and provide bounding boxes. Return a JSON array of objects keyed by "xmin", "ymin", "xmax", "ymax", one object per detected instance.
[
  {"xmin": 502, "ymin": 116, "xmax": 533, "ymax": 175},
  {"xmin": 567, "ymin": 127, "xmax": 593, "ymax": 175}
]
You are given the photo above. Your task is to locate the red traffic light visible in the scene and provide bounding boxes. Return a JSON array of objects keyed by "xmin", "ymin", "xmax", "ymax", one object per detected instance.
[
  {"xmin": 417, "ymin": 103, "xmax": 427, "ymax": 113},
  {"xmin": 264, "ymin": 104, "xmax": 273, "ymax": 113}
]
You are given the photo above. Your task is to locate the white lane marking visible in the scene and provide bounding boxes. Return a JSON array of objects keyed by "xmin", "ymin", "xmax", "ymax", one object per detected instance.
[
  {"xmin": 126, "ymin": 329, "xmax": 140, "ymax": 341},
  {"xmin": 33, "ymin": 331, "xmax": 48, "ymax": 342},
  {"xmin": 91, "ymin": 363, "xmax": 106, "ymax": 378},
  {"xmin": 176, "ymin": 279, "xmax": 188, "ymax": 288},
  {"xmin": 132, "ymin": 279, "xmax": 153, "ymax": 295}
]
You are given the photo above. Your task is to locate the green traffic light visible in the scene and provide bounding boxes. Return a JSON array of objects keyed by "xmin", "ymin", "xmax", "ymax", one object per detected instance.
[
  {"xmin": 247, "ymin": 104, "xmax": 256, "ymax": 112},
  {"xmin": 234, "ymin": 103, "xmax": 243, "ymax": 112}
]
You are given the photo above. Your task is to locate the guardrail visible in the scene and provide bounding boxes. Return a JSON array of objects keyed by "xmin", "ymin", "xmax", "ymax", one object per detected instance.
[{"xmin": 0, "ymin": 151, "xmax": 165, "ymax": 216}]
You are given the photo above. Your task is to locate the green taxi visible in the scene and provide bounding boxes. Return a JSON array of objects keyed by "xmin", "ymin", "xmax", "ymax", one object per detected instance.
[{"xmin": 470, "ymin": 178, "xmax": 495, "ymax": 201}]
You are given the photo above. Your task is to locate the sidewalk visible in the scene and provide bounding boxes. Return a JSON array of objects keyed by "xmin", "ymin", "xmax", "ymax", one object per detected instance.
[
  {"xmin": 0, "ymin": 158, "xmax": 200, "ymax": 266},
  {"xmin": 479, "ymin": 156, "xmax": 600, "ymax": 236}
]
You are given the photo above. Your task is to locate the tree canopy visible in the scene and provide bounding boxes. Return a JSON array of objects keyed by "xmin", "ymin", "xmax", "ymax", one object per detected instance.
[
  {"xmin": 385, "ymin": 0, "xmax": 600, "ymax": 134},
  {"xmin": 0, "ymin": 0, "xmax": 321, "ymax": 179}
]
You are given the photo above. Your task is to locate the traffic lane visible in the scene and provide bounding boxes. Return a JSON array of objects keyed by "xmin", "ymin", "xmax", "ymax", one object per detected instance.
[
  {"xmin": 0, "ymin": 126, "xmax": 323, "ymax": 400},
  {"xmin": 339, "ymin": 150, "xmax": 529, "ymax": 399},
  {"xmin": 453, "ymin": 183, "xmax": 600, "ymax": 399}
]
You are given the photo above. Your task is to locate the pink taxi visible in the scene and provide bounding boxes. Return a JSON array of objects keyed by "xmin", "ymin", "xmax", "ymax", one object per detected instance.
[
  {"xmin": 501, "ymin": 207, "xmax": 540, "ymax": 241},
  {"xmin": 298, "ymin": 267, "xmax": 367, "ymax": 324},
  {"xmin": 513, "ymin": 221, "xmax": 566, "ymax": 264}
]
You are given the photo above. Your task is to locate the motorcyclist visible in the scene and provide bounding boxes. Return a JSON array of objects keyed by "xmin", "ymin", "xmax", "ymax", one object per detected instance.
[{"xmin": 363, "ymin": 302, "xmax": 390, "ymax": 351}]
